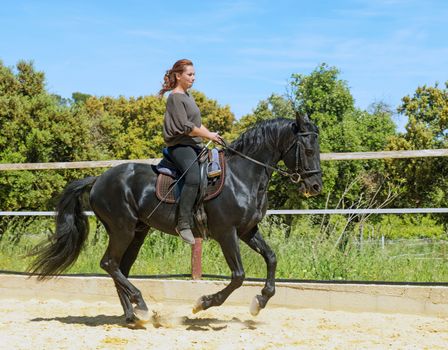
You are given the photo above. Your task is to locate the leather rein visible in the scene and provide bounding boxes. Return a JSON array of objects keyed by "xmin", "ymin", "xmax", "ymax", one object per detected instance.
[{"xmin": 220, "ymin": 131, "xmax": 322, "ymax": 184}]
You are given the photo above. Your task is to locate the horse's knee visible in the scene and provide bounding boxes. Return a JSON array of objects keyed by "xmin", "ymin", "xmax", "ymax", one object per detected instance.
[
  {"xmin": 100, "ymin": 258, "xmax": 117, "ymax": 273},
  {"xmin": 100, "ymin": 259, "xmax": 109, "ymax": 272}
]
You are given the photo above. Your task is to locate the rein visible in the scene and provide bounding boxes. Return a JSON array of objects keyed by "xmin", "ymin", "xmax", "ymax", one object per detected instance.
[{"xmin": 220, "ymin": 131, "xmax": 321, "ymax": 184}]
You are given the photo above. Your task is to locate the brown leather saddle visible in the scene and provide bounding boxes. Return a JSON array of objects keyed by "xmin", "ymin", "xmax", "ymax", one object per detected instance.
[{"xmin": 155, "ymin": 149, "xmax": 226, "ymax": 204}]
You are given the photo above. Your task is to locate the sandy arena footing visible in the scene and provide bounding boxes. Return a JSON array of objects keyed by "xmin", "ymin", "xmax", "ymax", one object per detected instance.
[
  {"xmin": 1, "ymin": 274, "xmax": 448, "ymax": 317},
  {"xmin": 0, "ymin": 274, "xmax": 447, "ymax": 349}
]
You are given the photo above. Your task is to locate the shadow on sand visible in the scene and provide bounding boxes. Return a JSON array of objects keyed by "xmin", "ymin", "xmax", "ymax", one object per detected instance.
[
  {"xmin": 31, "ymin": 314, "xmax": 127, "ymax": 327},
  {"xmin": 31, "ymin": 313, "xmax": 261, "ymax": 331},
  {"xmin": 181, "ymin": 316, "xmax": 259, "ymax": 331}
]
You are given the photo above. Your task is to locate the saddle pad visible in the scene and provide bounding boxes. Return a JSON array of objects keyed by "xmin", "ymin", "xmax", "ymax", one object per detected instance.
[{"xmin": 156, "ymin": 150, "xmax": 226, "ymax": 204}]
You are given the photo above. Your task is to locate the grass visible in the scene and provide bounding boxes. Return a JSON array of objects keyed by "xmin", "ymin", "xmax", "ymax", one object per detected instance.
[{"xmin": 1, "ymin": 215, "xmax": 448, "ymax": 283}]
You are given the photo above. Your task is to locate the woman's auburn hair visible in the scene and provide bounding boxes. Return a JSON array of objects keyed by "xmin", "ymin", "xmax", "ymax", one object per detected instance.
[{"xmin": 158, "ymin": 59, "xmax": 193, "ymax": 97}]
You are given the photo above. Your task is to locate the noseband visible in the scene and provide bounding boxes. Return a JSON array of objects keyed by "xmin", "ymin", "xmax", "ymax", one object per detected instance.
[{"xmin": 220, "ymin": 131, "xmax": 321, "ymax": 184}]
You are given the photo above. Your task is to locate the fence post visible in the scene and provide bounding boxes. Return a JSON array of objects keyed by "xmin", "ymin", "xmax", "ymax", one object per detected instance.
[
  {"xmin": 191, "ymin": 238, "xmax": 203, "ymax": 279},
  {"xmin": 359, "ymin": 222, "xmax": 364, "ymax": 249}
]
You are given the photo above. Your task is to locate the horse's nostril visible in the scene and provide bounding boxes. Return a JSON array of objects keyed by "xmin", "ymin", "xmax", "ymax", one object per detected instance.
[{"xmin": 313, "ymin": 184, "xmax": 321, "ymax": 192}]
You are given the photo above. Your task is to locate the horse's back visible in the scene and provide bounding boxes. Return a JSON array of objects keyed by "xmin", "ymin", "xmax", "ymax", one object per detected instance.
[{"xmin": 90, "ymin": 163, "xmax": 157, "ymax": 221}]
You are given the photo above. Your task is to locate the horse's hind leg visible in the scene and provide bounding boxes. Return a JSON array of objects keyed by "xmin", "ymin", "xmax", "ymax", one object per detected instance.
[
  {"xmin": 119, "ymin": 224, "xmax": 149, "ymax": 320},
  {"xmin": 119, "ymin": 224, "xmax": 149, "ymax": 277},
  {"xmin": 100, "ymin": 223, "xmax": 148, "ymax": 324},
  {"xmin": 193, "ymin": 229, "xmax": 245, "ymax": 313},
  {"xmin": 241, "ymin": 225, "xmax": 277, "ymax": 316}
]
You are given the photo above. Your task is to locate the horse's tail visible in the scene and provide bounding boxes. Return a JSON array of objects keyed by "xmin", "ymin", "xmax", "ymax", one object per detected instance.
[{"xmin": 28, "ymin": 176, "xmax": 97, "ymax": 280}]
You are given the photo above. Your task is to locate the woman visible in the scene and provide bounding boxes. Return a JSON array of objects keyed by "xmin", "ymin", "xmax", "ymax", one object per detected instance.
[{"xmin": 159, "ymin": 59, "xmax": 222, "ymax": 244}]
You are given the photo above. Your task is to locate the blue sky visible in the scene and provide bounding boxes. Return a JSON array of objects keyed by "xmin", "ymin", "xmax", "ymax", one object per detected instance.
[{"xmin": 1, "ymin": 0, "xmax": 447, "ymax": 129}]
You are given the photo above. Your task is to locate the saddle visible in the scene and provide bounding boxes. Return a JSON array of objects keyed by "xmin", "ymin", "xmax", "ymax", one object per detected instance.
[
  {"xmin": 155, "ymin": 149, "xmax": 225, "ymax": 204},
  {"xmin": 153, "ymin": 148, "xmax": 226, "ymax": 239}
]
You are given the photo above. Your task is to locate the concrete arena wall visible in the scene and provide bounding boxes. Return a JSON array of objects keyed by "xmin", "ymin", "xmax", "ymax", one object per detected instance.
[{"xmin": 1, "ymin": 274, "xmax": 447, "ymax": 317}]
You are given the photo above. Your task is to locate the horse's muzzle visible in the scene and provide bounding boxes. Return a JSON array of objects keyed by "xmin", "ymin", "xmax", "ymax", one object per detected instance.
[{"xmin": 301, "ymin": 180, "xmax": 322, "ymax": 198}]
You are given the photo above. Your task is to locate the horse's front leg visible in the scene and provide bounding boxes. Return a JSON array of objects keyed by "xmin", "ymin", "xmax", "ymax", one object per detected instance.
[
  {"xmin": 193, "ymin": 229, "xmax": 245, "ymax": 313},
  {"xmin": 241, "ymin": 225, "xmax": 277, "ymax": 316}
]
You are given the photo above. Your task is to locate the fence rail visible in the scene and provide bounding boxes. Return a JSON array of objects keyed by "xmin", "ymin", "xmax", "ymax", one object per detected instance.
[
  {"xmin": 1, "ymin": 149, "xmax": 447, "ymax": 171},
  {"xmin": 2, "ymin": 208, "xmax": 448, "ymax": 216},
  {"xmin": 0, "ymin": 159, "xmax": 159, "ymax": 171},
  {"xmin": 319, "ymin": 149, "xmax": 448, "ymax": 161}
]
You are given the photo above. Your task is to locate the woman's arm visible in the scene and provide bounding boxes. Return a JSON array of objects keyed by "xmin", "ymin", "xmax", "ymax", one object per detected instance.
[{"xmin": 189, "ymin": 125, "xmax": 223, "ymax": 143}]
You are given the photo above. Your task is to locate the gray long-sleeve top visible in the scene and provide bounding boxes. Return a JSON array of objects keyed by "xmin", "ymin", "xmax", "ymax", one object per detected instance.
[{"xmin": 163, "ymin": 92, "xmax": 202, "ymax": 147}]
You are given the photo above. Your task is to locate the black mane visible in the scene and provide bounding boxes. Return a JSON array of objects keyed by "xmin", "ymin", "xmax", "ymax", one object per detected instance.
[{"xmin": 226, "ymin": 118, "xmax": 296, "ymax": 157}]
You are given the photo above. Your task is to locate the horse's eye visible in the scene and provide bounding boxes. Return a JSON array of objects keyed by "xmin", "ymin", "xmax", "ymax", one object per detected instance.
[{"xmin": 305, "ymin": 149, "xmax": 314, "ymax": 156}]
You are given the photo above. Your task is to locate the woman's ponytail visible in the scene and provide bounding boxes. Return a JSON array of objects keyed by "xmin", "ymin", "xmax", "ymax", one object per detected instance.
[{"xmin": 158, "ymin": 59, "xmax": 193, "ymax": 98}]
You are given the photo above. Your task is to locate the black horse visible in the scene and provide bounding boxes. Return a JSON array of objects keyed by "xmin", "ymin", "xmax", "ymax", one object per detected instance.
[{"xmin": 29, "ymin": 114, "xmax": 322, "ymax": 325}]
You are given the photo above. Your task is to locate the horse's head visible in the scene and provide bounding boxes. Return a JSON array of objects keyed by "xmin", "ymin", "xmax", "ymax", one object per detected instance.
[{"xmin": 282, "ymin": 113, "xmax": 322, "ymax": 197}]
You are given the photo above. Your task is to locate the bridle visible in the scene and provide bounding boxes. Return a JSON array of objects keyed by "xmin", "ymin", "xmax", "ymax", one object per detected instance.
[
  {"xmin": 282, "ymin": 131, "xmax": 322, "ymax": 183},
  {"xmin": 220, "ymin": 131, "xmax": 322, "ymax": 184}
]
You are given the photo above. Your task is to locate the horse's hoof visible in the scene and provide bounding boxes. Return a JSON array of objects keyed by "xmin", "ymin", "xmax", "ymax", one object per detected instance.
[
  {"xmin": 250, "ymin": 296, "xmax": 261, "ymax": 316},
  {"xmin": 127, "ymin": 320, "xmax": 147, "ymax": 330},
  {"xmin": 134, "ymin": 307, "xmax": 151, "ymax": 322},
  {"xmin": 192, "ymin": 297, "xmax": 204, "ymax": 314}
]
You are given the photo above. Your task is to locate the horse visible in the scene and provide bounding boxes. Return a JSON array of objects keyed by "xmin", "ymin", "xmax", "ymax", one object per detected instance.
[{"xmin": 28, "ymin": 113, "xmax": 322, "ymax": 325}]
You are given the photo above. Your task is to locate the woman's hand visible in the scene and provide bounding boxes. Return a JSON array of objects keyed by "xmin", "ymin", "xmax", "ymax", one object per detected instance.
[
  {"xmin": 207, "ymin": 131, "xmax": 224, "ymax": 144},
  {"xmin": 189, "ymin": 125, "xmax": 225, "ymax": 145}
]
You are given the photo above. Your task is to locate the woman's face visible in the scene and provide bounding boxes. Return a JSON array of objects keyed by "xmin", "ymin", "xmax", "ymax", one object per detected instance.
[{"xmin": 176, "ymin": 65, "xmax": 195, "ymax": 91}]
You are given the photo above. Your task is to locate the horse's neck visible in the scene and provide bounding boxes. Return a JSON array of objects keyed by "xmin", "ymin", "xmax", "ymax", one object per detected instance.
[
  {"xmin": 227, "ymin": 121, "xmax": 292, "ymax": 189},
  {"xmin": 227, "ymin": 145, "xmax": 281, "ymax": 187}
]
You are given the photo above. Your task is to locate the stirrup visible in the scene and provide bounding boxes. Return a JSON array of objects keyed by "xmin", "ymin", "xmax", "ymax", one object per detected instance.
[
  {"xmin": 175, "ymin": 227, "xmax": 195, "ymax": 245},
  {"xmin": 207, "ymin": 148, "xmax": 221, "ymax": 178},
  {"xmin": 207, "ymin": 162, "xmax": 221, "ymax": 178}
]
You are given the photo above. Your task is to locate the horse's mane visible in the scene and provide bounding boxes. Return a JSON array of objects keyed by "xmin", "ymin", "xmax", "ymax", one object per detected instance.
[{"xmin": 226, "ymin": 118, "xmax": 295, "ymax": 157}]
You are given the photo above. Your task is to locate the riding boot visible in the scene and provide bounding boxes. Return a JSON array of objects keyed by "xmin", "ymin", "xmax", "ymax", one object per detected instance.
[{"xmin": 176, "ymin": 183, "xmax": 198, "ymax": 245}]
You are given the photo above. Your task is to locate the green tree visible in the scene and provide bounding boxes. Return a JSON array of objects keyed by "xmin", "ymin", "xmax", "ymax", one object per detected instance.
[
  {"xmin": 72, "ymin": 92, "xmax": 92, "ymax": 104},
  {"xmin": 387, "ymin": 82, "xmax": 448, "ymax": 210},
  {"xmin": 0, "ymin": 61, "xmax": 101, "ymax": 220},
  {"xmin": 79, "ymin": 95, "xmax": 163, "ymax": 159},
  {"xmin": 287, "ymin": 64, "xmax": 396, "ymax": 209},
  {"xmin": 231, "ymin": 93, "xmax": 295, "ymax": 139},
  {"xmin": 290, "ymin": 63, "xmax": 354, "ymax": 123}
]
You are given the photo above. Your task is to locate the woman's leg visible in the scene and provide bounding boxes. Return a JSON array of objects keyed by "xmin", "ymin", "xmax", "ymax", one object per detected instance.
[{"xmin": 166, "ymin": 145, "xmax": 200, "ymax": 244}]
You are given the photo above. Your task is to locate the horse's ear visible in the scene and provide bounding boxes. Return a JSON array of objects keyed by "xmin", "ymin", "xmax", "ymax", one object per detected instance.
[
  {"xmin": 295, "ymin": 111, "xmax": 310, "ymax": 131},
  {"xmin": 292, "ymin": 122, "xmax": 299, "ymax": 134}
]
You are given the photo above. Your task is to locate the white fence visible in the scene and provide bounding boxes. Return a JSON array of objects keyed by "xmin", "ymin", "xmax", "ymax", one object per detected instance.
[
  {"xmin": 0, "ymin": 149, "xmax": 447, "ymax": 171},
  {"xmin": 2, "ymin": 208, "xmax": 448, "ymax": 216}
]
